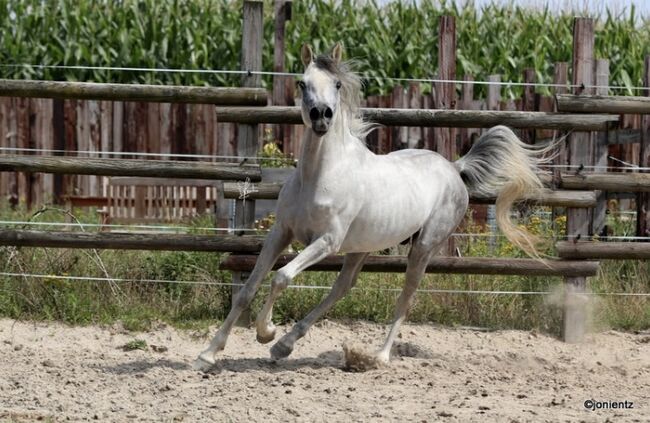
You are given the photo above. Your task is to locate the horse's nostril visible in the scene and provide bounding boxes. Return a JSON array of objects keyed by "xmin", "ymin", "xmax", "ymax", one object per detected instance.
[
  {"xmin": 324, "ymin": 107, "xmax": 333, "ymax": 119},
  {"xmin": 309, "ymin": 108, "xmax": 320, "ymax": 121}
]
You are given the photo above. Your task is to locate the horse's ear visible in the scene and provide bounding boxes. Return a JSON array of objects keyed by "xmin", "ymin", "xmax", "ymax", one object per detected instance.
[
  {"xmin": 301, "ymin": 44, "xmax": 314, "ymax": 68},
  {"xmin": 331, "ymin": 42, "xmax": 344, "ymax": 65}
]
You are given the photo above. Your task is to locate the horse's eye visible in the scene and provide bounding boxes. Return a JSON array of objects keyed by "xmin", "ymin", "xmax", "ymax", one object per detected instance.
[
  {"xmin": 297, "ymin": 81, "xmax": 306, "ymax": 90},
  {"xmin": 336, "ymin": 81, "xmax": 342, "ymax": 90}
]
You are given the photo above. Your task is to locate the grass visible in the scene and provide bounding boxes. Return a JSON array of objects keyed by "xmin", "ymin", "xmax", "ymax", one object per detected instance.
[
  {"xmin": 0, "ymin": 201, "xmax": 648, "ymax": 337},
  {"xmin": 121, "ymin": 339, "xmax": 148, "ymax": 351}
]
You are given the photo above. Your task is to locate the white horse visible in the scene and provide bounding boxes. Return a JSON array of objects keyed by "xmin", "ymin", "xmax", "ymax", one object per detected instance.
[{"xmin": 194, "ymin": 43, "xmax": 548, "ymax": 370}]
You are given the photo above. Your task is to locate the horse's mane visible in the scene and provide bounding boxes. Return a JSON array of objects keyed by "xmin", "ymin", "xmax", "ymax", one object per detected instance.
[{"xmin": 313, "ymin": 55, "xmax": 376, "ymax": 142}]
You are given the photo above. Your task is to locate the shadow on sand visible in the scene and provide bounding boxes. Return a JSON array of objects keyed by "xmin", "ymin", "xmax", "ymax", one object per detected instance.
[{"xmin": 95, "ymin": 350, "xmax": 345, "ymax": 375}]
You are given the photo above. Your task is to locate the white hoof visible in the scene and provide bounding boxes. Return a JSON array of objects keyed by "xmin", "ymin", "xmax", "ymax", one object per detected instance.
[
  {"xmin": 375, "ymin": 351, "xmax": 390, "ymax": 365},
  {"xmin": 192, "ymin": 354, "xmax": 215, "ymax": 372},
  {"xmin": 256, "ymin": 324, "xmax": 277, "ymax": 344}
]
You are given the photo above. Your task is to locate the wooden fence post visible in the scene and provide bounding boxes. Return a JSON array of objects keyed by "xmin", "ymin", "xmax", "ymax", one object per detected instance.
[
  {"xmin": 485, "ymin": 75, "xmax": 501, "ymax": 249},
  {"xmin": 407, "ymin": 82, "xmax": 422, "ymax": 149},
  {"xmin": 433, "ymin": 15, "xmax": 457, "ymax": 161},
  {"xmin": 564, "ymin": 17, "xmax": 594, "ymax": 343},
  {"xmin": 272, "ymin": 0, "xmax": 291, "ymax": 148},
  {"xmin": 233, "ymin": 0, "xmax": 264, "ymax": 324},
  {"xmin": 458, "ymin": 75, "xmax": 474, "ymax": 156},
  {"xmin": 593, "ymin": 59, "xmax": 610, "ymax": 236},
  {"xmin": 552, "ymin": 63, "xmax": 569, "ymax": 172},
  {"xmin": 52, "ymin": 99, "xmax": 65, "ymax": 204},
  {"xmin": 521, "ymin": 68, "xmax": 536, "ymax": 144},
  {"xmin": 551, "ymin": 62, "xmax": 569, "ymax": 231},
  {"xmin": 434, "ymin": 15, "xmax": 456, "ymax": 255},
  {"xmin": 636, "ymin": 56, "xmax": 650, "ymax": 238}
]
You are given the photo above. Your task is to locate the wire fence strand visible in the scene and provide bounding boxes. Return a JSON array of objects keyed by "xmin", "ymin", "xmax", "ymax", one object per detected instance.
[
  {"xmin": 2, "ymin": 63, "xmax": 650, "ymax": 92},
  {"xmin": 0, "ymin": 272, "xmax": 650, "ymax": 297},
  {"xmin": 1, "ymin": 271, "xmax": 649, "ymax": 297}
]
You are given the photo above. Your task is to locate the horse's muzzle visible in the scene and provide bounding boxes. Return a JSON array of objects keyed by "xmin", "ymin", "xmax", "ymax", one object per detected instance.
[{"xmin": 310, "ymin": 106, "xmax": 332, "ymax": 136}]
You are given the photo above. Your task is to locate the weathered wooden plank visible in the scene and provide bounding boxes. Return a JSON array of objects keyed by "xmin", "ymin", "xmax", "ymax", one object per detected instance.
[
  {"xmin": 158, "ymin": 103, "xmax": 171, "ymax": 156},
  {"xmin": 0, "ymin": 230, "xmax": 265, "ymax": 252},
  {"xmin": 16, "ymin": 97, "xmax": 31, "ymax": 206},
  {"xmin": 554, "ymin": 172, "xmax": 650, "ymax": 191},
  {"xmin": 434, "ymin": 15, "xmax": 456, "ymax": 160},
  {"xmin": 557, "ymin": 241, "xmax": 650, "ymax": 259},
  {"xmin": 272, "ymin": 0, "xmax": 291, "ymax": 146},
  {"xmin": 564, "ymin": 17, "xmax": 594, "ymax": 344},
  {"xmin": 88, "ymin": 100, "xmax": 101, "ymax": 196},
  {"xmin": 405, "ymin": 83, "xmax": 422, "ymax": 149},
  {"xmin": 233, "ymin": 0, "xmax": 265, "ymax": 321},
  {"xmin": 636, "ymin": 56, "xmax": 650, "ymax": 237},
  {"xmin": 0, "ymin": 155, "xmax": 261, "ymax": 181},
  {"xmin": 0, "ymin": 98, "xmax": 9, "ymax": 199},
  {"xmin": 109, "ymin": 177, "xmax": 222, "ymax": 187},
  {"xmin": 63, "ymin": 100, "xmax": 77, "ymax": 201},
  {"xmin": 171, "ymin": 103, "xmax": 187, "ymax": 156},
  {"xmin": 222, "ymin": 181, "xmax": 597, "ymax": 207},
  {"xmin": 0, "ymin": 79, "xmax": 267, "ymax": 105},
  {"xmin": 30, "ymin": 98, "xmax": 43, "ymax": 206},
  {"xmin": 593, "ymin": 59, "xmax": 610, "ymax": 236},
  {"xmin": 391, "ymin": 86, "xmax": 407, "ymax": 150},
  {"xmin": 521, "ymin": 68, "xmax": 536, "ymax": 144},
  {"xmin": 557, "ymin": 94, "xmax": 650, "ymax": 114},
  {"xmin": 220, "ymin": 254, "xmax": 599, "ymax": 277},
  {"xmin": 213, "ymin": 106, "xmax": 617, "ymax": 130},
  {"xmin": 112, "ymin": 101, "xmax": 123, "ymax": 155},
  {"xmin": 122, "ymin": 102, "xmax": 136, "ymax": 155}
]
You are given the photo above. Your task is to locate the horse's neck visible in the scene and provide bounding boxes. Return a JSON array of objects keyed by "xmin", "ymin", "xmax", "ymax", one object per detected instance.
[{"xmin": 299, "ymin": 114, "xmax": 364, "ymax": 184}]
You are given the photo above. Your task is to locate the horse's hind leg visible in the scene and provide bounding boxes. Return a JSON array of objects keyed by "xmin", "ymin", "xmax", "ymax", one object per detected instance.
[
  {"xmin": 376, "ymin": 231, "xmax": 446, "ymax": 364},
  {"xmin": 193, "ymin": 225, "xmax": 291, "ymax": 371},
  {"xmin": 270, "ymin": 252, "xmax": 368, "ymax": 360}
]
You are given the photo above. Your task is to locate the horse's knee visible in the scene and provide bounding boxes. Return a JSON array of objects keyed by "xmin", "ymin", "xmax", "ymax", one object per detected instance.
[{"xmin": 272, "ymin": 270, "xmax": 292, "ymax": 290}]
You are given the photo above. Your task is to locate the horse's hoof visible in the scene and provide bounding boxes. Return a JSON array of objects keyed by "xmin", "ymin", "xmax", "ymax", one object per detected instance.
[
  {"xmin": 270, "ymin": 341, "xmax": 292, "ymax": 360},
  {"xmin": 256, "ymin": 328, "xmax": 276, "ymax": 344},
  {"xmin": 192, "ymin": 355, "xmax": 214, "ymax": 372}
]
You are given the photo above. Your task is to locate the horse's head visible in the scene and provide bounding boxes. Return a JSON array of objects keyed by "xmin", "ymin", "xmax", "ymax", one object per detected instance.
[{"xmin": 297, "ymin": 43, "xmax": 345, "ymax": 137}]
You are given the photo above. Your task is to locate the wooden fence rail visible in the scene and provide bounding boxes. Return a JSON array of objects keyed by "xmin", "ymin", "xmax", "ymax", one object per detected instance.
[
  {"xmin": 0, "ymin": 155, "xmax": 261, "ymax": 181},
  {"xmin": 0, "ymin": 229, "xmax": 599, "ymax": 277},
  {"xmin": 220, "ymin": 254, "xmax": 600, "ymax": 277},
  {"xmin": 214, "ymin": 106, "xmax": 619, "ymax": 130},
  {"xmin": 0, "ymin": 230, "xmax": 265, "ymax": 252},
  {"xmin": 556, "ymin": 94, "xmax": 650, "ymax": 114},
  {"xmin": 223, "ymin": 182, "xmax": 598, "ymax": 208},
  {"xmin": 0, "ymin": 79, "xmax": 268, "ymax": 105},
  {"xmin": 556, "ymin": 241, "xmax": 650, "ymax": 259},
  {"xmin": 544, "ymin": 173, "xmax": 650, "ymax": 192}
]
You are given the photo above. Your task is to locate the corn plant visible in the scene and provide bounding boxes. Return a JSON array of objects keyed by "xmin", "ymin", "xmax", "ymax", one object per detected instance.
[{"xmin": 0, "ymin": 0, "xmax": 648, "ymax": 96}]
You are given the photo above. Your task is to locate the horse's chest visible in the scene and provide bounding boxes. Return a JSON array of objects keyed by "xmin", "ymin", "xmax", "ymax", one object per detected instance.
[{"xmin": 281, "ymin": 189, "xmax": 350, "ymax": 243}]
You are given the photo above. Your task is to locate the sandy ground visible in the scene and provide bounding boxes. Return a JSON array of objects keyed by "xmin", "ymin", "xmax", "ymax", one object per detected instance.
[{"xmin": 0, "ymin": 318, "xmax": 648, "ymax": 422}]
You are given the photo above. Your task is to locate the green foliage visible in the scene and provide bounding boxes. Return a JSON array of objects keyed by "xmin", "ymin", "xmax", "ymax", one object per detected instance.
[
  {"xmin": 0, "ymin": 0, "xmax": 648, "ymax": 97},
  {"xmin": 0, "ymin": 202, "xmax": 648, "ymax": 334},
  {"xmin": 121, "ymin": 338, "xmax": 148, "ymax": 351}
]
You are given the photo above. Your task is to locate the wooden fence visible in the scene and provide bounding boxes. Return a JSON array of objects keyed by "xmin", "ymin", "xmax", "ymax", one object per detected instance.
[{"xmin": 1, "ymin": 2, "xmax": 650, "ymax": 344}]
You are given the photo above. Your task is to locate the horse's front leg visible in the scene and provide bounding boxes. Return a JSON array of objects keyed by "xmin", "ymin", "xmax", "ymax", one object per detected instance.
[
  {"xmin": 255, "ymin": 233, "xmax": 342, "ymax": 349},
  {"xmin": 193, "ymin": 225, "xmax": 292, "ymax": 371}
]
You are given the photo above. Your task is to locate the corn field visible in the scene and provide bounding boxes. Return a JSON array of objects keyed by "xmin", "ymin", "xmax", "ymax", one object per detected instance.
[{"xmin": 0, "ymin": 0, "xmax": 649, "ymax": 97}]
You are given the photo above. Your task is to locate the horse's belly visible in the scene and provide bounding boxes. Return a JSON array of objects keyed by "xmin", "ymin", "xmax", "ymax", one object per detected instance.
[
  {"xmin": 339, "ymin": 199, "xmax": 433, "ymax": 252},
  {"xmin": 339, "ymin": 178, "xmax": 467, "ymax": 253}
]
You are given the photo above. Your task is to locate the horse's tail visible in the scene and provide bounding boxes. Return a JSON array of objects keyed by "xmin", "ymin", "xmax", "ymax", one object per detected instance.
[{"xmin": 454, "ymin": 125, "xmax": 554, "ymax": 258}]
